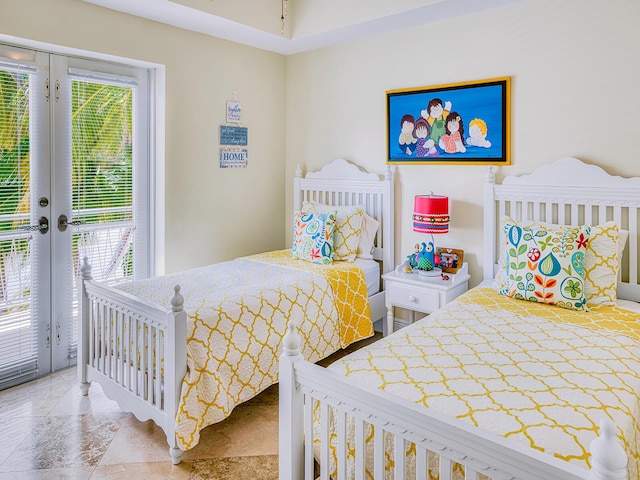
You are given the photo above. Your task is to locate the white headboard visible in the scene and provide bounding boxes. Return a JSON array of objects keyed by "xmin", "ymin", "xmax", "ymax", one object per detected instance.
[
  {"xmin": 293, "ymin": 158, "xmax": 395, "ymax": 277},
  {"xmin": 483, "ymin": 157, "xmax": 640, "ymax": 302}
]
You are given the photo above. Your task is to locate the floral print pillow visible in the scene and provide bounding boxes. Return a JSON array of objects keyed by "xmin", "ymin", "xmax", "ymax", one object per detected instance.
[
  {"xmin": 302, "ymin": 201, "xmax": 364, "ymax": 262},
  {"xmin": 501, "ymin": 221, "xmax": 591, "ymax": 311},
  {"xmin": 291, "ymin": 211, "xmax": 336, "ymax": 264}
]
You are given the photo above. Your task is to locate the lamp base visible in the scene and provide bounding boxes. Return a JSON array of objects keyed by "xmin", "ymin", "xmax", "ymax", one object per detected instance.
[{"xmin": 414, "ymin": 267, "xmax": 442, "ymax": 277}]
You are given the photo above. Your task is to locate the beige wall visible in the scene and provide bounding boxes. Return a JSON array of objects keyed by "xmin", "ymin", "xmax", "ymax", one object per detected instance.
[
  {"xmin": 0, "ymin": 0, "xmax": 286, "ymax": 273},
  {"xmin": 3, "ymin": 0, "xmax": 638, "ymax": 284},
  {"xmin": 285, "ymin": 0, "xmax": 640, "ymax": 286}
]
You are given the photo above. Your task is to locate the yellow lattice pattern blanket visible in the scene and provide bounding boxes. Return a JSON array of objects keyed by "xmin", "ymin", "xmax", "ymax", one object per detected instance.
[
  {"xmin": 321, "ymin": 287, "xmax": 640, "ymax": 479},
  {"xmin": 255, "ymin": 250, "xmax": 373, "ymax": 347},
  {"xmin": 118, "ymin": 250, "xmax": 372, "ymax": 450}
]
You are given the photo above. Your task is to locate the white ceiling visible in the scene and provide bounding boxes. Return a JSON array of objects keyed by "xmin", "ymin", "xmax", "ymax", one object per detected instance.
[{"xmin": 82, "ymin": 0, "xmax": 522, "ymax": 55}]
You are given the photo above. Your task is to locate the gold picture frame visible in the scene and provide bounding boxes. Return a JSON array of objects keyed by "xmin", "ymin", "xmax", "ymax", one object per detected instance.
[{"xmin": 386, "ymin": 77, "xmax": 510, "ymax": 165}]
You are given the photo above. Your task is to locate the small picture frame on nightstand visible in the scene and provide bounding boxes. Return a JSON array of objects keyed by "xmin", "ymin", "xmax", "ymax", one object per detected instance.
[{"xmin": 437, "ymin": 247, "xmax": 464, "ymax": 273}]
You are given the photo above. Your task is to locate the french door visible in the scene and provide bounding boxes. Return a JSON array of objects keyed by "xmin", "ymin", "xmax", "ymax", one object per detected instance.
[{"xmin": 0, "ymin": 44, "xmax": 153, "ymax": 390}]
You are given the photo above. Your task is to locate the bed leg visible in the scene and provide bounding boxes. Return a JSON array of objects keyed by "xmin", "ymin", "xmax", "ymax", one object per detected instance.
[
  {"xmin": 79, "ymin": 381, "xmax": 91, "ymax": 396},
  {"xmin": 588, "ymin": 418, "xmax": 627, "ymax": 480},
  {"xmin": 169, "ymin": 446, "xmax": 184, "ymax": 465},
  {"xmin": 78, "ymin": 257, "xmax": 93, "ymax": 396},
  {"xmin": 279, "ymin": 321, "xmax": 304, "ymax": 480}
]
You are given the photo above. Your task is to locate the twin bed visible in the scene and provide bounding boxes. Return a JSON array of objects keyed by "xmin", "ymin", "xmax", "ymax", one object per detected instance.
[
  {"xmin": 78, "ymin": 156, "xmax": 638, "ymax": 479},
  {"xmin": 77, "ymin": 158, "xmax": 394, "ymax": 464},
  {"xmin": 279, "ymin": 157, "xmax": 639, "ymax": 480}
]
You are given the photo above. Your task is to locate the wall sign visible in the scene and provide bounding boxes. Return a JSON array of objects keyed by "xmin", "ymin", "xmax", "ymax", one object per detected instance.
[
  {"xmin": 219, "ymin": 148, "xmax": 248, "ymax": 168},
  {"xmin": 226, "ymin": 101, "xmax": 242, "ymax": 124},
  {"xmin": 219, "ymin": 125, "xmax": 248, "ymax": 146},
  {"xmin": 219, "ymin": 92, "xmax": 247, "ymax": 168}
]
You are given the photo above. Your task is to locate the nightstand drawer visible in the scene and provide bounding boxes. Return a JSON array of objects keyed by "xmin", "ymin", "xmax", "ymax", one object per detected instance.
[{"xmin": 386, "ymin": 283, "xmax": 440, "ymax": 313}]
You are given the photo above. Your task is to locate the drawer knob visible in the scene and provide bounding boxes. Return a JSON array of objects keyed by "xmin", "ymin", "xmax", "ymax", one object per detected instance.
[{"xmin": 409, "ymin": 295, "xmax": 417, "ymax": 303}]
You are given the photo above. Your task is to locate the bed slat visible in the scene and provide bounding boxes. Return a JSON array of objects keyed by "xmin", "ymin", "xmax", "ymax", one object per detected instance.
[
  {"xmin": 630, "ymin": 210, "xmax": 638, "ymax": 285},
  {"xmin": 133, "ymin": 316, "xmax": 139, "ymax": 395},
  {"xmin": 439, "ymin": 455, "xmax": 452, "ymax": 480},
  {"xmin": 465, "ymin": 466, "xmax": 479, "ymax": 479},
  {"xmin": 337, "ymin": 409, "xmax": 347, "ymax": 480},
  {"xmin": 304, "ymin": 396, "xmax": 314, "ymax": 480},
  {"xmin": 320, "ymin": 401, "xmax": 330, "ymax": 480},
  {"xmin": 394, "ymin": 436, "xmax": 405, "ymax": 480},
  {"xmin": 155, "ymin": 327, "xmax": 162, "ymax": 407},
  {"xmin": 117, "ymin": 311, "xmax": 123, "ymax": 384},
  {"xmin": 416, "ymin": 446, "xmax": 427, "ymax": 479},
  {"xmin": 373, "ymin": 426, "xmax": 384, "ymax": 478},
  {"xmin": 355, "ymin": 418, "xmax": 365, "ymax": 480}
]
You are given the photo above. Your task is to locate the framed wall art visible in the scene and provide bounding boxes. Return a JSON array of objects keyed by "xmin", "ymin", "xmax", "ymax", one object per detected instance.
[
  {"xmin": 436, "ymin": 247, "xmax": 464, "ymax": 274},
  {"xmin": 387, "ymin": 77, "xmax": 510, "ymax": 165}
]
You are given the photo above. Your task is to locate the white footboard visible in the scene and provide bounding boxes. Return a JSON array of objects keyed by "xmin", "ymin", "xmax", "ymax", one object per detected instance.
[
  {"xmin": 78, "ymin": 258, "xmax": 188, "ymax": 465},
  {"xmin": 279, "ymin": 323, "xmax": 628, "ymax": 480}
]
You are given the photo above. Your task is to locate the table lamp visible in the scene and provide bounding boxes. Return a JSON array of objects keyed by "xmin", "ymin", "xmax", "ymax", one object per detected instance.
[{"xmin": 411, "ymin": 194, "xmax": 449, "ymax": 275}]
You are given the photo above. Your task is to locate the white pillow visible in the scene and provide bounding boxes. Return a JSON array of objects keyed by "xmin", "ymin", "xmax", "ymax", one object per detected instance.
[
  {"xmin": 618, "ymin": 229, "xmax": 629, "ymax": 259},
  {"xmin": 357, "ymin": 213, "xmax": 380, "ymax": 260}
]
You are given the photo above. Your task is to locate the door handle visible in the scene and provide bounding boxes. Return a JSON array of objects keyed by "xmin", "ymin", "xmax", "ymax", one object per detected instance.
[
  {"xmin": 19, "ymin": 217, "xmax": 49, "ymax": 234},
  {"xmin": 57, "ymin": 214, "xmax": 83, "ymax": 232}
]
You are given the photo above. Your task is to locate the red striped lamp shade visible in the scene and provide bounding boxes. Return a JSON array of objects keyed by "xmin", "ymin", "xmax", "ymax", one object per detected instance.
[{"xmin": 413, "ymin": 194, "xmax": 449, "ymax": 234}]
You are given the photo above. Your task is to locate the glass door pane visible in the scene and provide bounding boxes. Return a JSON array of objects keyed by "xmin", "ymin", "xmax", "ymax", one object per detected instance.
[
  {"xmin": 69, "ymin": 77, "xmax": 135, "ymax": 355},
  {"xmin": 71, "ymin": 77, "xmax": 134, "ymax": 283},
  {"xmin": 0, "ymin": 49, "xmax": 51, "ymax": 389},
  {"xmin": 0, "ymin": 69, "xmax": 36, "ymax": 383}
]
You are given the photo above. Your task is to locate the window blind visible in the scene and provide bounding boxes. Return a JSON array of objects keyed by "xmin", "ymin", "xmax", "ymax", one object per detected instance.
[
  {"xmin": 0, "ymin": 55, "xmax": 38, "ymax": 389},
  {"xmin": 69, "ymin": 75, "xmax": 136, "ymax": 356}
]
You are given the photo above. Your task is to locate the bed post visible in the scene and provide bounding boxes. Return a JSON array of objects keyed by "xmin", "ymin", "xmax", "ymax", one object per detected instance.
[
  {"xmin": 588, "ymin": 418, "xmax": 628, "ymax": 480},
  {"xmin": 78, "ymin": 257, "xmax": 92, "ymax": 396},
  {"xmin": 383, "ymin": 165, "xmax": 395, "ymax": 274},
  {"xmin": 165, "ymin": 285, "xmax": 187, "ymax": 465},
  {"xmin": 483, "ymin": 166, "xmax": 497, "ymax": 282},
  {"xmin": 279, "ymin": 321, "xmax": 304, "ymax": 480},
  {"xmin": 293, "ymin": 164, "xmax": 303, "ymax": 211}
]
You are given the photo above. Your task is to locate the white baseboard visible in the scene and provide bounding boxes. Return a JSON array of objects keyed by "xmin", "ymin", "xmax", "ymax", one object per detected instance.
[
  {"xmin": 394, "ymin": 318, "xmax": 411, "ymax": 331},
  {"xmin": 373, "ymin": 317, "xmax": 413, "ymax": 336}
]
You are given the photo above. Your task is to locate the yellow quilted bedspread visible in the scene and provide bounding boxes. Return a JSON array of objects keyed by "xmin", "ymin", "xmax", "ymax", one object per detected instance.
[
  {"xmin": 255, "ymin": 250, "xmax": 373, "ymax": 348},
  {"xmin": 118, "ymin": 250, "xmax": 372, "ymax": 450},
  {"xmin": 324, "ymin": 287, "xmax": 640, "ymax": 479}
]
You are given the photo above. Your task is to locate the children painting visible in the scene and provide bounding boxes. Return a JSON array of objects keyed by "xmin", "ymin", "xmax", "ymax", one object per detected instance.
[
  {"xmin": 421, "ymin": 98, "xmax": 451, "ymax": 145},
  {"xmin": 398, "ymin": 114, "xmax": 417, "ymax": 156},
  {"xmin": 395, "ymin": 96, "xmax": 494, "ymax": 158},
  {"xmin": 413, "ymin": 118, "xmax": 438, "ymax": 157},
  {"xmin": 438, "ymin": 111, "xmax": 466, "ymax": 154},
  {"xmin": 466, "ymin": 118, "xmax": 492, "ymax": 148}
]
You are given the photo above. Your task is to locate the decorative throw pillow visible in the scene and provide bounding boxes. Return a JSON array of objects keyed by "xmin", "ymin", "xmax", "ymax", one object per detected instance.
[
  {"xmin": 496, "ymin": 218, "xmax": 624, "ymax": 306},
  {"xmin": 502, "ymin": 221, "xmax": 591, "ymax": 311},
  {"xmin": 582, "ymin": 222, "xmax": 620, "ymax": 306},
  {"xmin": 357, "ymin": 213, "xmax": 380, "ymax": 260},
  {"xmin": 302, "ymin": 201, "xmax": 364, "ymax": 262},
  {"xmin": 291, "ymin": 210, "xmax": 336, "ymax": 264}
]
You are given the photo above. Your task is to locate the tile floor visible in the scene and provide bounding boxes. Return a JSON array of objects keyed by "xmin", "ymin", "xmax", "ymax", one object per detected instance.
[{"xmin": 0, "ymin": 334, "xmax": 380, "ymax": 479}]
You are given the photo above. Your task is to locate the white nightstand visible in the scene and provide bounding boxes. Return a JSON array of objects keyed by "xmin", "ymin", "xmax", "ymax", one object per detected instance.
[{"xmin": 382, "ymin": 263, "xmax": 470, "ymax": 335}]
